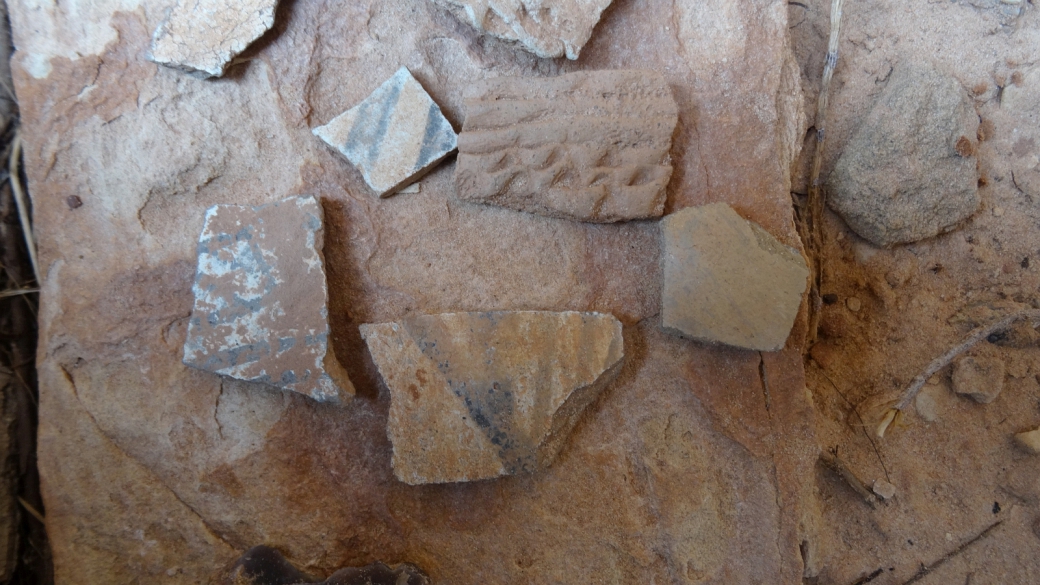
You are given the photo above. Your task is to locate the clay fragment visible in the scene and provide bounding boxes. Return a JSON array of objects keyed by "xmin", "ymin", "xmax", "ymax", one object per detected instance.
[
  {"xmin": 313, "ymin": 68, "xmax": 457, "ymax": 197},
  {"xmin": 360, "ymin": 311, "xmax": 624, "ymax": 484},
  {"xmin": 454, "ymin": 70, "xmax": 678, "ymax": 222},
  {"xmin": 430, "ymin": 0, "xmax": 613, "ymax": 59},
  {"xmin": 148, "ymin": 0, "xmax": 278, "ymax": 78},
  {"xmin": 217, "ymin": 545, "xmax": 429, "ymax": 585},
  {"xmin": 182, "ymin": 196, "xmax": 354, "ymax": 403},
  {"xmin": 661, "ymin": 203, "xmax": 809, "ymax": 351}
]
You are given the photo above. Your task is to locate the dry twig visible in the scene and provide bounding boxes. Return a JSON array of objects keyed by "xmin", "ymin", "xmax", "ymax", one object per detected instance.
[
  {"xmin": 820, "ymin": 449, "xmax": 878, "ymax": 508},
  {"xmin": 877, "ymin": 308, "xmax": 1040, "ymax": 437},
  {"xmin": 805, "ymin": 0, "xmax": 846, "ymax": 342},
  {"xmin": 8, "ymin": 133, "xmax": 41, "ymax": 286}
]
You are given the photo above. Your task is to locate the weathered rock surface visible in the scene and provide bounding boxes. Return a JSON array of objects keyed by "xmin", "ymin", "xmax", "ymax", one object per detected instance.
[
  {"xmin": 313, "ymin": 68, "xmax": 457, "ymax": 197},
  {"xmin": 183, "ymin": 196, "xmax": 354, "ymax": 402},
  {"xmin": 454, "ymin": 70, "xmax": 677, "ymax": 222},
  {"xmin": 13, "ymin": 0, "xmax": 817, "ymax": 582},
  {"xmin": 218, "ymin": 545, "xmax": 429, "ymax": 585},
  {"xmin": 361, "ymin": 311, "xmax": 623, "ymax": 484},
  {"xmin": 430, "ymin": 0, "xmax": 613, "ymax": 59},
  {"xmin": 827, "ymin": 61, "xmax": 980, "ymax": 247},
  {"xmin": 951, "ymin": 354, "xmax": 1005, "ymax": 404},
  {"xmin": 662, "ymin": 203, "xmax": 809, "ymax": 351},
  {"xmin": 1015, "ymin": 428, "xmax": 1040, "ymax": 454},
  {"xmin": 148, "ymin": 0, "xmax": 278, "ymax": 78}
]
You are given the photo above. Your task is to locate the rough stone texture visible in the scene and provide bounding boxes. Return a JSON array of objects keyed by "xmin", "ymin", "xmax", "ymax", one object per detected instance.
[
  {"xmin": 1003, "ymin": 64, "xmax": 1040, "ymax": 200},
  {"xmin": 454, "ymin": 70, "xmax": 677, "ymax": 222},
  {"xmin": 361, "ymin": 311, "xmax": 623, "ymax": 484},
  {"xmin": 183, "ymin": 196, "xmax": 354, "ymax": 403},
  {"xmin": 1015, "ymin": 429, "xmax": 1040, "ymax": 455},
  {"xmin": 217, "ymin": 545, "xmax": 430, "ymax": 585},
  {"xmin": 662, "ymin": 203, "xmax": 809, "ymax": 352},
  {"xmin": 827, "ymin": 61, "xmax": 980, "ymax": 247},
  {"xmin": 951, "ymin": 354, "xmax": 1005, "ymax": 404},
  {"xmin": 148, "ymin": 0, "xmax": 278, "ymax": 78},
  {"xmin": 313, "ymin": 68, "xmax": 457, "ymax": 197},
  {"xmin": 430, "ymin": 0, "xmax": 612, "ymax": 59},
  {"xmin": 11, "ymin": 0, "xmax": 818, "ymax": 583}
]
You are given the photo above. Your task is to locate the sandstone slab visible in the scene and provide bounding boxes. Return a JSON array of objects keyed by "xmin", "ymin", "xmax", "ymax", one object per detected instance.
[
  {"xmin": 14, "ymin": 0, "xmax": 817, "ymax": 582},
  {"xmin": 827, "ymin": 61, "xmax": 980, "ymax": 247},
  {"xmin": 313, "ymin": 68, "xmax": 457, "ymax": 197},
  {"xmin": 430, "ymin": 0, "xmax": 613, "ymax": 59},
  {"xmin": 361, "ymin": 311, "xmax": 623, "ymax": 484},
  {"xmin": 454, "ymin": 70, "xmax": 677, "ymax": 222},
  {"xmin": 148, "ymin": 0, "xmax": 278, "ymax": 78},
  {"xmin": 183, "ymin": 196, "xmax": 354, "ymax": 402},
  {"xmin": 951, "ymin": 355, "xmax": 1005, "ymax": 404},
  {"xmin": 662, "ymin": 203, "xmax": 809, "ymax": 351}
]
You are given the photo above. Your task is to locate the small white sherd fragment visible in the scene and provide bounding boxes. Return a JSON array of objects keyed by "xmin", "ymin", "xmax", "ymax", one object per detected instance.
[{"xmin": 149, "ymin": 0, "xmax": 279, "ymax": 78}]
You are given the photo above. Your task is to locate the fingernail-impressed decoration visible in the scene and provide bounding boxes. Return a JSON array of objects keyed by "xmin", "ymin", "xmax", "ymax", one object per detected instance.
[
  {"xmin": 360, "ymin": 311, "xmax": 624, "ymax": 484},
  {"xmin": 661, "ymin": 203, "xmax": 809, "ymax": 352},
  {"xmin": 454, "ymin": 70, "xmax": 678, "ymax": 223},
  {"xmin": 430, "ymin": 0, "xmax": 614, "ymax": 60},
  {"xmin": 313, "ymin": 68, "xmax": 458, "ymax": 197},
  {"xmin": 148, "ymin": 0, "xmax": 278, "ymax": 78},
  {"xmin": 183, "ymin": 196, "xmax": 354, "ymax": 403}
]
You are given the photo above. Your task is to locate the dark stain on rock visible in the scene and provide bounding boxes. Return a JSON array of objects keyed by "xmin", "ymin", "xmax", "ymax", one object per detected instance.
[
  {"xmin": 955, "ymin": 136, "xmax": 975, "ymax": 157},
  {"xmin": 215, "ymin": 545, "xmax": 430, "ymax": 585}
]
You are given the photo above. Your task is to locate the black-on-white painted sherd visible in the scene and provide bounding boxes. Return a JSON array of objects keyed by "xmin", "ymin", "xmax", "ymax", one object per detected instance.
[
  {"xmin": 313, "ymin": 68, "xmax": 458, "ymax": 197},
  {"xmin": 182, "ymin": 196, "xmax": 354, "ymax": 402}
]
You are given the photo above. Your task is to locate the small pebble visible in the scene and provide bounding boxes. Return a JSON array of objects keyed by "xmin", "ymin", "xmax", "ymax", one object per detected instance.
[
  {"xmin": 915, "ymin": 389, "xmax": 939, "ymax": 422},
  {"xmin": 952, "ymin": 355, "xmax": 1005, "ymax": 404},
  {"xmin": 846, "ymin": 297, "xmax": 862, "ymax": 312},
  {"xmin": 66, "ymin": 195, "xmax": 83, "ymax": 209},
  {"xmin": 1015, "ymin": 428, "xmax": 1040, "ymax": 454},
  {"xmin": 993, "ymin": 206, "xmax": 1005, "ymax": 217},
  {"xmin": 872, "ymin": 478, "xmax": 896, "ymax": 500}
]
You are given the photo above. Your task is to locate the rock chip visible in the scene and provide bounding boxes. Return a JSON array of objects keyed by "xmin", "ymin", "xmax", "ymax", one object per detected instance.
[
  {"xmin": 827, "ymin": 62, "xmax": 980, "ymax": 247},
  {"xmin": 1015, "ymin": 429, "xmax": 1040, "ymax": 455},
  {"xmin": 951, "ymin": 355, "xmax": 1005, "ymax": 404},
  {"xmin": 148, "ymin": 0, "xmax": 278, "ymax": 78},
  {"xmin": 661, "ymin": 203, "xmax": 809, "ymax": 351},
  {"xmin": 182, "ymin": 196, "xmax": 354, "ymax": 402},
  {"xmin": 430, "ymin": 0, "xmax": 613, "ymax": 59},
  {"xmin": 217, "ymin": 545, "xmax": 429, "ymax": 585},
  {"xmin": 454, "ymin": 70, "xmax": 677, "ymax": 223},
  {"xmin": 872, "ymin": 478, "xmax": 896, "ymax": 501},
  {"xmin": 313, "ymin": 68, "xmax": 457, "ymax": 197},
  {"xmin": 360, "ymin": 311, "xmax": 624, "ymax": 484}
]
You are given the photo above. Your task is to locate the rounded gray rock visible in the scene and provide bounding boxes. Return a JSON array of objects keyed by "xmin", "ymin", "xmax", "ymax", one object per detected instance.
[{"xmin": 827, "ymin": 61, "xmax": 980, "ymax": 247}]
